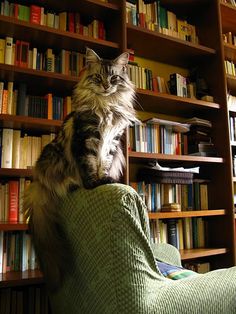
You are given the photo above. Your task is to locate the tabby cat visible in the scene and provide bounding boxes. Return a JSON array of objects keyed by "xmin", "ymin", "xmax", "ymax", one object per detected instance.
[{"xmin": 23, "ymin": 48, "xmax": 137, "ymax": 289}]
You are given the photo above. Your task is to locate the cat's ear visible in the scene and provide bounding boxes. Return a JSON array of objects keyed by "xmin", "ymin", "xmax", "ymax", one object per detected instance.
[
  {"xmin": 86, "ymin": 48, "xmax": 101, "ymax": 65},
  {"xmin": 113, "ymin": 52, "xmax": 129, "ymax": 66}
]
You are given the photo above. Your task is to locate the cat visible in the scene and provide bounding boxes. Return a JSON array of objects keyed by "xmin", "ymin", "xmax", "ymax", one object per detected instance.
[{"xmin": 23, "ymin": 48, "xmax": 137, "ymax": 290}]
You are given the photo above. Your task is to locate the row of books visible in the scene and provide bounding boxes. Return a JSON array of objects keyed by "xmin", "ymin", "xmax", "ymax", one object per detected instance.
[
  {"xmin": 228, "ymin": 93, "xmax": 236, "ymax": 111},
  {"xmin": 150, "ymin": 217, "xmax": 205, "ymax": 250},
  {"xmin": 128, "ymin": 61, "xmax": 197, "ymax": 98},
  {"xmin": 0, "ymin": 231, "xmax": 38, "ymax": 273},
  {"xmin": 232, "ymin": 155, "xmax": 236, "ymax": 177},
  {"xmin": 224, "ymin": 59, "xmax": 236, "ymax": 76},
  {"xmin": 0, "ymin": 81, "xmax": 72, "ymax": 119},
  {"xmin": 0, "ymin": 178, "xmax": 32, "ymax": 223},
  {"xmin": 221, "ymin": 0, "xmax": 236, "ymax": 6},
  {"xmin": 127, "ymin": 62, "xmax": 168, "ymax": 93},
  {"xmin": 183, "ymin": 261, "xmax": 210, "ymax": 274},
  {"xmin": 0, "ymin": 129, "xmax": 55, "ymax": 169},
  {"xmin": 0, "ymin": 0, "xmax": 106, "ymax": 40},
  {"xmin": 0, "ymin": 36, "xmax": 86, "ymax": 76},
  {"xmin": 0, "ymin": 285, "xmax": 49, "ymax": 314},
  {"xmin": 126, "ymin": 0, "xmax": 199, "ymax": 44},
  {"xmin": 129, "ymin": 120, "xmax": 188, "ymax": 155},
  {"xmin": 130, "ymin": 181, "xmax": 208, "ymax": 212},
  {"xmin": 229, "ymin": 116, "xmax": 236, "ymax": 142},
  {"xmin": 222, "ymin": 31, "xmax": 236, "ymax": 46}
]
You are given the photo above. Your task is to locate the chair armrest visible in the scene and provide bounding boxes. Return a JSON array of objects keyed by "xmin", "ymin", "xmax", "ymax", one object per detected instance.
[{"xmin": 151, "ymin": 243, "xmax": 182, "ymax": 267}]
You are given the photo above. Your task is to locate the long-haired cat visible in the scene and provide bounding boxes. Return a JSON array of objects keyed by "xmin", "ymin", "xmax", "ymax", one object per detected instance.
[{"xmin": 23, "ymin": 48, "xmax": 137, "ymax": 290}]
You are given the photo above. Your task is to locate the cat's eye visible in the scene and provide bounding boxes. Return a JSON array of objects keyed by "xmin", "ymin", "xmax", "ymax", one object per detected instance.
[
  {"xmin": 110, "ymin": 75, "xmax": 119, "ymax": 84},
  {"xmin": 93, "ymin": 74, "xmax": 102, "ymax": 83}
]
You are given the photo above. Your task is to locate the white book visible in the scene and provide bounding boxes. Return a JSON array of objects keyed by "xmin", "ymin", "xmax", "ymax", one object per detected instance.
[
  {"xmin": 4, "ymin": 36, "xmax": 13, "ymax": 65},
  {"xmin": 1, "ymin": 128, "xmax": 13, "ymax": 168}
]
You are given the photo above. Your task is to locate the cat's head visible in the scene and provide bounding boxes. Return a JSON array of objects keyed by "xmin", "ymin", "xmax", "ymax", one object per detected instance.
[{"xmin": 80, "ymin": 48, "xmax": 133, "ymax": 96}]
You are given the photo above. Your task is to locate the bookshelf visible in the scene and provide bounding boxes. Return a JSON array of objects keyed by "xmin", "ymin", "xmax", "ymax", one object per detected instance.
[
  {"xmin": 0, "ymin": 0, "xmax": 235, "ymax": 304},
  {"xmin": 126, "ymin": 0, "xmax": 235, "ymax": 270},
  {"xmin": 220, "ymin": 1, "xmax": 236, "ymax": 255},
  {"xmin": 0, "ymin": 0, "xmax": 123, "ymax": 309}
]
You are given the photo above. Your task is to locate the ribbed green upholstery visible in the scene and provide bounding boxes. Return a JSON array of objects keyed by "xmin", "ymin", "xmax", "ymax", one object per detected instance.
[{"xmin": 47, "ymin": 183, "xmax": 236, "ymax": 314}]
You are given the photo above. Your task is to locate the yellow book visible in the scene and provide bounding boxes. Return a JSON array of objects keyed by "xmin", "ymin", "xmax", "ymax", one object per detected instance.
[
  {"xmin": 12, "ymin": 129, "xmax": 21, "ymax": 169},
  {"xmin": 59, "ymin": 12, "xmax": 67, "ymax": 31},
  {"xmin": 0, "ymin": 39, "xmax": 5, "ymax": 63}
]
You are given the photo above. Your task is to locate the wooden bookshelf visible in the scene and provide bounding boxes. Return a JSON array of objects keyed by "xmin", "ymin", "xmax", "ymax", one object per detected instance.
[
  {"xmin": 129, "ymin": 151, "xmax": 224, "ymax": 164},
  {"xmin": 127, "ymin": 0, "xmax": 235, "ymax": 270},
  {"xmin": 126, "ymin": 24, "xmax": 216, "ymax": 67},
  {"xmin": 0, "ymin": 0, "xmax": 123, "ymax": 292},
  {"xmin": 136, "ymin": 89, "xmax": 220, "ymax": 116},
  {"xmin": 220, "ymin": 0, "xmax": 236, "ymax": 267},
  {"xmin": 0, "ymin": 222, "xmax": 28, "ymax": 231},
  {"xmin": 0, "ymin": 114, "xmax": 62, "ymax": 132},
  {"xmin": 180, "ymin": 248, "xmax": 228, "ymax": 260},
  {"xmin": 148, "ymin": 210, "xmax": 226, "ymax": 220},
  {"xmin": 0, "ymin": 270, "xmax": 43, "ymax": 288},
  {"xmin": 0, "ymin": 0, "xmax": 235, "ymax": 294}
]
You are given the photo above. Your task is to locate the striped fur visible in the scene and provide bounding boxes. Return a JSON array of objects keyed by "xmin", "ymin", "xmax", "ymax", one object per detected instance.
[{"xmin": 23, "ymin": 48, "xmax": 137, "ymax": 290}]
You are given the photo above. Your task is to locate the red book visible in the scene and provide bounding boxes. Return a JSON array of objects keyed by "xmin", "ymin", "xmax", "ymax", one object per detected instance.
[
  {"xmin": 30, "ymin": 5, "xmax": 41, "ymax": 24},
  {"xmin": 14, "ymin": 3, "xmax": 19, "ymax": 19},
  {"xmin": 68, "ymin": 12, "xmax": 75, "ymax": 32},
  {"xmin": 19, "ymin": 41, "xmax": 30, "ymax": 68},
  {"xmin": 8, "ymin": 181, "xmax": 19, "ymax": 223},
  {"xmin": 15, "ymin": 40, "xmax": 21, "ymax": 66}
]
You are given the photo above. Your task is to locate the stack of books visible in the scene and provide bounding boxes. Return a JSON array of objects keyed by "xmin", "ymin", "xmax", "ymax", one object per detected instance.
[{"xmin": 185, "ymin": 117, "xmax": 217, "ymax": 156}]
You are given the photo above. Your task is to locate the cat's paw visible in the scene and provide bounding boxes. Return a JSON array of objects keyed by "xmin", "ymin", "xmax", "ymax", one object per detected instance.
[{"xmin": 84, "ymin": 177, "xmax": 117, "ymax": 189}]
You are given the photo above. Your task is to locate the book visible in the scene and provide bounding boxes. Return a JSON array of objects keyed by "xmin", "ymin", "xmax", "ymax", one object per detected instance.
[
  {"xmin": 4, "ymin": 36, "xmax": 13, "ymax": 65},
  {"xmin": 167, "ymin": 219, "xmax": 178, "ymax": 248},
  {"xmin": 8, "ymin": 180, "xmax": 19, "ymax": 222},
  {"xmin": 16, "ymin": 83, "xmax": 27, "ymax": 116},
  {"xmin": 19, "ymin": 41, "xmax": 30, "ymax": 67},
  {"xmin": 0, "ymin": 38, "xmax": 5, "ymax": 63},
  {"xmin": 12, "ymin": 129, "xmax": 21, "ymax": 169},
  {"xmin": 30, "ymin": 5, "xmax": 41, "ymax": 24},
  {"xmin": 1, "ymin": 128, "xmax": 13, "ymax": 168}
]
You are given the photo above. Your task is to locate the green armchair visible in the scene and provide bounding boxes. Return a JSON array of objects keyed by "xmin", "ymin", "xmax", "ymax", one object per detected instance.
[{"xmin": 35, "ymin": 183, "xmax": 236, "ymax": 313}]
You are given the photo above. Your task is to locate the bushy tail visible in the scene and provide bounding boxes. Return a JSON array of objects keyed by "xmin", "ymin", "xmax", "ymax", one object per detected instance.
[{"xmin": 23, "ymin": 182, "xmax": 70, "ymax": 291}]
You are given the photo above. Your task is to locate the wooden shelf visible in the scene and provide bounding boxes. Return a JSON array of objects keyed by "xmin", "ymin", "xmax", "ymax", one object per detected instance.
[
  {"xmin": 126, "ymin": 24, "xmax": 216, "ymax": 67},
  {"xmin": 0, "ymin": 14, "xmax": 119, "ymax": 58},
  {"xmin": 0, "ymin": 223, "xmax": 28, "ymax": 231},
  {"xmin": 0, "ymin": 168, "xmax": 33, "ymax": 178},
  {"xmin": 180, "ymin": 248, "xmax": 227, "ymax": 260},
  {"xmin": 148, "ymin": 210, "xmax": 226, "ymax": 220},
  {"xmin": 25, "ymin": 0, "xmax": 120, "ymax": 17},
  {"xmin": 0, "ymin": 114, "xmax": 62, "ymax": 133},
  {"xmin": 227, "ymin": 74, "xmax": 236, "ymax": 92},
  {"xmin": 0, "ymin": 270, "xmax": 44, "ymax": 288},
  {"xmin": 221, "ymin": 2, "xmax": 236, "ymax": 33},
  {"xmin": 224, "ymin": 42, "xmax": 236, "ymax": 63},
  {"xmin": 0, "ymin": 63, "xmax": 78, "ymax": 95},
  {"xmin": 136, "ymin": 89, "xmax": 220, "ymax": 116},
  {"xmin": 129, "ymin": 151, "xmax": 224, "ymax": 164}
]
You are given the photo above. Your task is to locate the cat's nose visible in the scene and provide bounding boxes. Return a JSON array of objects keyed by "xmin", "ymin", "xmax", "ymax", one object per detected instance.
[{"xmin": 102, "ymin": 82, "xmax": 110, "ymax": 90}]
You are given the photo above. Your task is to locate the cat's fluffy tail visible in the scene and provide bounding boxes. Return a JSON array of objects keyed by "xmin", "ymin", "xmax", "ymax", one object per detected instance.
[{"xmin": 23, "ymin": 182, "xmax": 69, "ymax": 291}]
